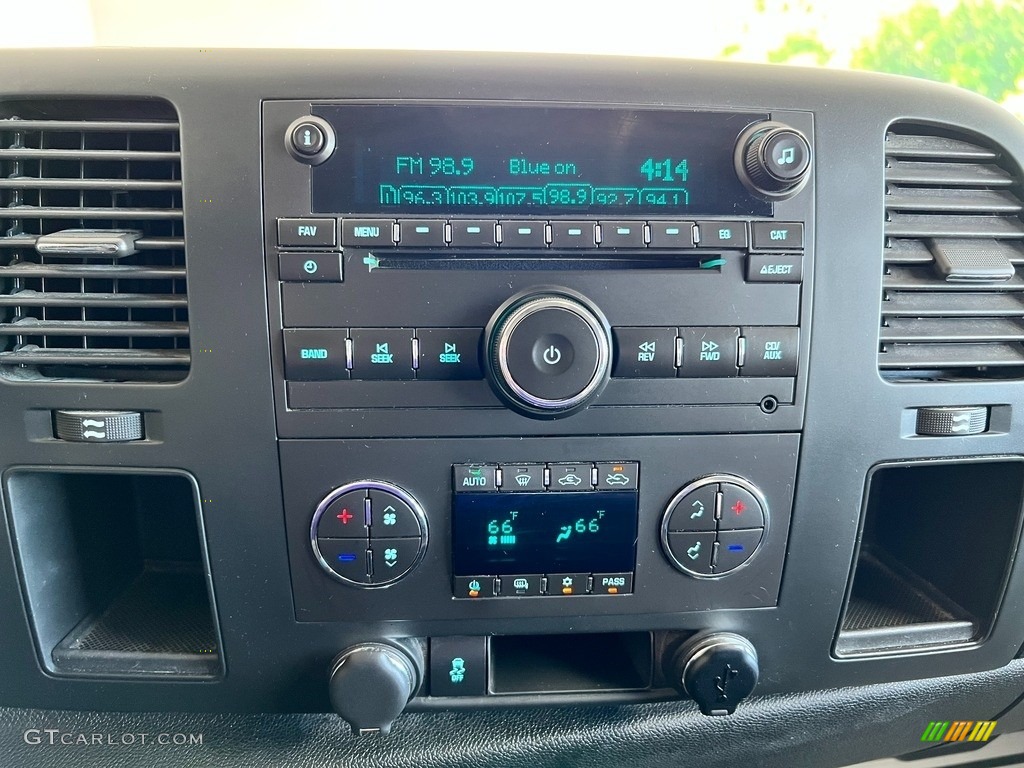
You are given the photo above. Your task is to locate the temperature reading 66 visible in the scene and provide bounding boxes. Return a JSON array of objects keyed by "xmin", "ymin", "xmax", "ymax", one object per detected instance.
[{"xmin": 555, "ymin": 511, "xmax": 605, "ymax": 544}]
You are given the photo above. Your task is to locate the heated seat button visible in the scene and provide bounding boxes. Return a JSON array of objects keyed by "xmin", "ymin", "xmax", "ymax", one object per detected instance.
[
  {"xmin": 678, "ymin": 327, "xmax": 739, "ymax": 378},
  {"xmin": 715, "ymin": 529, "xmax": 764, "ymax": 573},
  {"xmin": 430, "ymin": 637, "xmax": 488, "ymax": 697},
  {"xmin": 667, "ymin": 532, "xmax": 715, "ymax": 576},
  {"xmin": 349, "ymin": 328, "xmax": 414, "ymax": 380},
  {"xmin": 416, "ymin": 328, "xmax": 483, "ymax": 380},
  {"xmin": 719, "ymin": 484, "xmax": 765, "ymax": 530},
  {"xmin": 316, "ymin": 491, "xmax": 369, "ymax": 538},
  {"xmin": 368, "ymin": 490, "xmax": 421, "ymax": 538},
  {"xmin": 741, "ymin": 327, "xmax": 799, "ymax": 377},
  {"xmin": 667, "ymin": 485, "xmax": 719, "ymax": 532},
  {"xmin": 314, "ymin": 539, "xmax": 371, "ymax": 584},
  {"xmin": 613, "ymin": 327, "xmax": 678, "ymax": 378},
  {"xmin": 283, "ymin": 329, "xmax": 349, "ymax": 380},
  {"xmin": 278, "ymin": 218, "xmax": 337, "ymax": 247}
]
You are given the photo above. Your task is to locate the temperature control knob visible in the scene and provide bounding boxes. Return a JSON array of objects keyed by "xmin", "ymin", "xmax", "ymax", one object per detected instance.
[
  {"xmin": 485, "ymin": 288, "xmax": 612, "ymax": 419},
  {"xmin": 735, "ymin": 121, "xmax": 812, "ymax": 199}
]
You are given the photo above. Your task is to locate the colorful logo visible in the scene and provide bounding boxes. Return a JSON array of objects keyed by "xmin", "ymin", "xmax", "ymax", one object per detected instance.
[{"xmin": 921, "ymin": 721, "xmax": 997, "ymax": 743}]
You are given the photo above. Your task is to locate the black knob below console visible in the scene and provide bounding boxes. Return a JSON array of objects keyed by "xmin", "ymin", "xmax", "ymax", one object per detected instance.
[
  {"xmin": 328, "ymin": 642, "xmax": 422, "ymax": 736},
  {"xmin": 670, "ymin": 632, "xmax": 759, "ymax": 716},
  {"xmin": 735, "ymin": 121, "xmax": 812, "ymax": 199},
  {"xmin": 485, "ymin": 288, "xmax": 612, "ymax": 419}
]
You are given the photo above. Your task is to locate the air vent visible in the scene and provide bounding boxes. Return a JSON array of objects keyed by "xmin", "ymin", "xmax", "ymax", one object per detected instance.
[
  {"xmin": 0, "ymin": 100, "xmax": 188, "ymax": 382},
  {"xmin": 880, "ymin": 122, "xmax": 1024, "ymax": 381}
]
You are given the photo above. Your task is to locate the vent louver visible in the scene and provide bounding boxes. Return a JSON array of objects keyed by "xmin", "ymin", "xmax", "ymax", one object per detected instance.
[
  {"xmin": 880, "ymin": 123, "xmax": 1024, "ymax": 381},
  {"xmin": 0, "ymin": 100, "xmax": 188, "ymax": 382}
]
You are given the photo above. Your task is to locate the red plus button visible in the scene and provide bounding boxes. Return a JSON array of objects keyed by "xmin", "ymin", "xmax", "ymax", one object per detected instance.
[
  {"xmin": 337, "ymin": 508, "xmax": 355, "ymax": 525},
  {"xmin": 719, "ymin": 483, "xmax": 765, "ymax": 530},
  {"xmin": 316, "ymin": 491, "xmax": 367, "ymax": 538}
]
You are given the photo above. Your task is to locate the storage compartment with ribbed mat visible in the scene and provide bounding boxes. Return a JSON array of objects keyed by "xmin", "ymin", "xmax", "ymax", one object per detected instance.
[
  {"xmin": 835, "ymin": 458, "xmax": 1024, "ymax": 657},
  {"xmin": 3, "ymin": 469, "xmax": 221, "ymax": 678}
]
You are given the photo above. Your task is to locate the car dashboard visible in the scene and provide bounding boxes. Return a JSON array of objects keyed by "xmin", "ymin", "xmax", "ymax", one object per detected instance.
[{"xmin": 0, "ymin": 48, "xmax": 1023, "ymax": 768}]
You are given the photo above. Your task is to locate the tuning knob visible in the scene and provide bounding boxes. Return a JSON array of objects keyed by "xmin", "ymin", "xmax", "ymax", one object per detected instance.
[
  {"xmin": 735, "ymin": 121, "xmax": 812, "ymax": 199},
  {"xmin": 669, "ymin": 632, "xmax": 759, "ymax": 716},
  {"xmin": 485, "ymin": 288, "xmax": 612, "ymax": 419},
  {"xmin": 328, "ymin": 642, "xmax": 421, "ymax": 736}
]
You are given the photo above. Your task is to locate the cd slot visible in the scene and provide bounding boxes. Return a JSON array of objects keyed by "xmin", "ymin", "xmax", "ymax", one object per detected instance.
[{"xmin": 359, "ymin": 251, "xmax": 716, "ymax": 272}]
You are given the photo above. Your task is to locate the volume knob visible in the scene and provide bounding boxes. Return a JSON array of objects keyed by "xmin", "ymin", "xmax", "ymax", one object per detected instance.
[{"xmin": 736, "ymin": 121, "xmax": 812, "ymax": 199}]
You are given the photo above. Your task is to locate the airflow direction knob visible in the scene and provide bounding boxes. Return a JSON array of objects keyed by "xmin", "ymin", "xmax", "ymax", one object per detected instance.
[{"xmin": 915, "ymin": 406, "xmax": 988, "ymax": 436}]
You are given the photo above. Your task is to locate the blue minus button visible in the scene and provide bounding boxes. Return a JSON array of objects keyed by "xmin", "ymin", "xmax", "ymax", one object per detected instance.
[{"xmin": 727, "ymin": 544, "xmax": 745, "ymax": 552}]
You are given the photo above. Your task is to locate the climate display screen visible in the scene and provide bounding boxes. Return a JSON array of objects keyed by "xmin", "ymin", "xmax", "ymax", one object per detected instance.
[
  {"xmin": 451, "ymin": 492, "xmax": 638, "ymax": 575},
  {"xmin": 311, "ymin": 104, "xmax": 772, "ymax": 216}
]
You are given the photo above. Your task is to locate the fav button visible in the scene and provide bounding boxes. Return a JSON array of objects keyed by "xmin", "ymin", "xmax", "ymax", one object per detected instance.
[{"xmin": 277, "ymin": 218, "xmax": 337, "ymax": 248}]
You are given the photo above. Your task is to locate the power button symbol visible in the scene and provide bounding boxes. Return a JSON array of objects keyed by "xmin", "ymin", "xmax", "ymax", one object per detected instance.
[{"xmin": 542, "ymin": 345, "xmax": 562, "ymax": 365}]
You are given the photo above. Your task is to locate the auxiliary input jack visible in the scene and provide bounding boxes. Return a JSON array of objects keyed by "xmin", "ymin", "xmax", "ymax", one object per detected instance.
[{"xmin": 759, "ymin": 396, "xmax": 779, "ymax": 414}]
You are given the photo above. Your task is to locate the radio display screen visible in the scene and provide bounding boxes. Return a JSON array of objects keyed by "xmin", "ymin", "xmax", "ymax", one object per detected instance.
[
  {"xmin": 451, "ymin": 492, "xmax": 638, "ymax": 575},
  {"xmin": 311, "ymin": 104, "xmax": 772, "ymax": 216}
]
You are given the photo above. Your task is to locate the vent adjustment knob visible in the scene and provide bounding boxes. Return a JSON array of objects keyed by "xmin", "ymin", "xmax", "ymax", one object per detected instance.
[
  {"xmin": 915, "ymin": 406, "xmax": 988, "ymax": 436},
  {"xmin": 736, "ymin": 122, "xmax": 812, "ymax": 199},
  {"xmin": 54, "ymin": 410, "xmax": 144, "ymax": 442}
]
